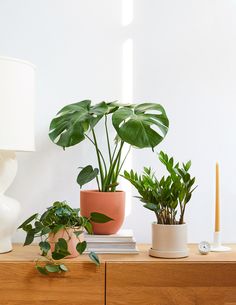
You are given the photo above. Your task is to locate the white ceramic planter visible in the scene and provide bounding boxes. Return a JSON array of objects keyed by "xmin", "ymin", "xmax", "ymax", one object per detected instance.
[{"xmin": 149, "ymin": 223, "xmax": 188, "ymax": 258}]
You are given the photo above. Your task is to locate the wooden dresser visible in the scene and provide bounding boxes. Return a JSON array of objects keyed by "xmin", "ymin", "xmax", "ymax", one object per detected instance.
[{"xmin": 0, "ymin": 244, "xmax": 236, "ymax": 305}]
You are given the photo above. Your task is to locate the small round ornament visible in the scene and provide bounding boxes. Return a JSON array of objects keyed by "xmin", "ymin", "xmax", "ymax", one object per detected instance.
[{"xmin": 198, "ymin": 241, "xmax": 211, "ymax": 255}]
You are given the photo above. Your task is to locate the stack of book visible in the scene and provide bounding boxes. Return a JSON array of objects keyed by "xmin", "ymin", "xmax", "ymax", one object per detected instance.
[{"xmin": 84, "ymin": 229, "xmax": 138, "ymax": 254}]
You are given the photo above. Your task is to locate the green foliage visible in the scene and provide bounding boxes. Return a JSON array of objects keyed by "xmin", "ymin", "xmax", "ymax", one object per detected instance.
[
  {"xmin": 89, "ymin": 252, "xmax": 100, "ymax": 266},
  {"xmin": 112, "ymin": 103, "xmax": 169, "ymax": 148},
  {"xmin": 90, "ymin": 212, "xmax": 113, "ymax": 223},
  {"xmin": 77, "ymin": 165, "xmax": 99, "ymax": 188},
  {"xmin": 18, "ymin": 201, "xmax": 112, "ymax": 275},
  {"xmin": 76, "ymin": 241, "xmax": 87, "ymax": 255},
  {"xmin": 122, "ymin": 152, "xmax": 197, "ymax": 225},
  {"xmin": 49, "ymin": 101, "xmax": 169, "ymax": 192}
]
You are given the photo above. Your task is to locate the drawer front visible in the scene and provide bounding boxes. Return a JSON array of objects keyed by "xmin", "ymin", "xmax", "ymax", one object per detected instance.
[
  {"xmin": 106, "ymin": 262, "xmax": 236, "ymax": 305},
  {"xmin": 0, "ymin": 262, "xmax": 104, "ymax": 305}
]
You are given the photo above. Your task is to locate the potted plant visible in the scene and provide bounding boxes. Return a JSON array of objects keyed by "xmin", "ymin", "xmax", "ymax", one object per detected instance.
[
  {"xmin": 18, "ymin": 201, "xmax": 112, "ymax": 275},
  {"xmin": 122, "ymin": 151, "xmax": 197, "ymax": 258},
  {"xmin": 49, "ymin": 101, "xmax": 169, "ymax": 234}
]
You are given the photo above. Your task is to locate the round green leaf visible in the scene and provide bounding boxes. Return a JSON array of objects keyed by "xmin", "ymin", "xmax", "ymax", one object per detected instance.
[
  {"xmin": 57, "ymin": 238, "xmax": 68, "ymax": 251},
  {"xmin": 76, "ymin": 241, "xmax": 87, "ymax": 254},
  {"xmin": 89, "ymin": 252, "xmax": 100, "ymax": 266},
  {"xmin": 74, "ymin": 230, "xmax": 84, "ymax": 237},
  {"xmin": 59, "ymin": 264, "xmax": 68, "ymax": 272},
  {"xmin": 36, "ymin": 266, "xmax": 48, "ymax": 275},
  {"xmin": 77, "ymin": 165, "xmax": 99, "ymax": 188},
  {"xmin": 90, "ymin": 212, "xmax": 113, "ymax": 223},
  {"xmin": 24, "ymin": 230, "xmax": 35, "ymax": 246},
  {"xmin": 18, "ymin": 213, "xmax": 38, "ymax": 230},
  {"xmin": 39, "ymin": 241, "xmax": 50, "ymax": 255},
  {"xmin": 52, "ymin": 252, "xmax": 67, "ymax": 260},
  {"xmin": 45, "ymin": 264, "xmax": 60, "ymax": 273},
  {"xmin": 84, "ymin": 221, "xmax": 93, "ymax": 234},
  {"xmin": 112, "ymin": 103, "xmax": 169, "ymax": 149}
]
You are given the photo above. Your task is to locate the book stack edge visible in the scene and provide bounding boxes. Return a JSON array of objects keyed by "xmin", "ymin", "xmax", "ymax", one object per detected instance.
[{"xmin": 84, "ymin": 229, "xmax": 139, "ymax": 254}]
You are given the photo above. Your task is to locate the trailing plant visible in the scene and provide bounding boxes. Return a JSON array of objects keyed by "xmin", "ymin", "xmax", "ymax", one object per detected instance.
[
  {"xmin": 18, "ymin": 201, "xmax": 112, "ymax": 275},
  {"xmin": 122, "ymin": 152, "xmax": 197, "ymax": 224},
  {"xmin": 49, "ymin": 101, "xmax": 169, "ymax": 192}
]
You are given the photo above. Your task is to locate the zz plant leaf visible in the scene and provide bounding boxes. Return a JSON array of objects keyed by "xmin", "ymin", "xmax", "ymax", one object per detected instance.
[{"xmin": 122, "ymin": 152, "xmax": 197, "ymax": 225}]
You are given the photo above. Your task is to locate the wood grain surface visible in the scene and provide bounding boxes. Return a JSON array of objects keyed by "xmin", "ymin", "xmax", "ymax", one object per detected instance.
[
  {"xmin": 1, "ymin": 244, "xmax": 236, "ymax": 305},
  {"xmin": 0, "ymin": 260, "xmax": 104, "ymax": 305},
  {"xmin": 2, "ymin": 244, "xmax": 236, "ymax": 262},
  {"xmin": 106, "ymin": 245, "xmax": 236, "ymax": 305}
]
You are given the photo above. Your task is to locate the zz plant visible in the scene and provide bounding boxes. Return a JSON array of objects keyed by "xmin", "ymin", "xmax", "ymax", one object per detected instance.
[
  {"xmin": 49, "ymin": 101, "xmax": 169, "ymax": 192},
  {"xmin": 122, "ymin": 152, "xmax": 197, "ymax": 224},
  {"xmin": 18, "ymin": 201, "xmax": 112, "ymax": 275}
]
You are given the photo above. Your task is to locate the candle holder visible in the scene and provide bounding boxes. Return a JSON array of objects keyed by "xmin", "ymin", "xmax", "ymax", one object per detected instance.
[{"xmin": 211, "ymin": 231, "xmax": 231, "ymax": 252}]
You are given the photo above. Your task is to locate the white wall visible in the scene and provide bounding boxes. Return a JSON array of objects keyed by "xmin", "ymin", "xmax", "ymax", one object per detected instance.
[{"xmin": 0, "ymin": 0, "xmax": 236, "ymax": 244}]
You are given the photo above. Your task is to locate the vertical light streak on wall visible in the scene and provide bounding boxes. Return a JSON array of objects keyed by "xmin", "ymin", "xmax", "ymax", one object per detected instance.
[
  {"xmin": 122, "ymin": 0, "xmax": 133, "ymax": 26},
  {"xmin": 121, "ymin": 33, "xmax": 133, "ymax": 215},
  {"xmin": 122, "ymin": 39, "xmax": 133, "ymax": 103}
]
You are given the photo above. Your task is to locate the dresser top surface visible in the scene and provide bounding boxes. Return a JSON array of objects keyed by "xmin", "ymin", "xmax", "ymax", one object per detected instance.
[{"xmin": 0, "ymin": 244, "xmax": 236, "ymax": 263}]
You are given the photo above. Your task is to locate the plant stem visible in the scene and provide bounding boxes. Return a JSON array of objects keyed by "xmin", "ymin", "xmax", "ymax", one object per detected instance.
[
  {"xmin": 179, "ymin": 199, "xmax": 184, "ymax": 224},
  {"xmin": 105, "ymin": 115, "xmax": 112, "ymax": 164},
  {"xmin": 110, "ymin": 145, "xmax": 122, "ymax": 192},
  {"xmin": 91, "ymin": 129, "xmax": 105, "ymax": 190},
  {"xmin": 118, "ymin": 145, "xmax": 131, "ymax": 173},
  {"xmin": 179, "ymin": 199, "xmax": 186, "ymax": 224},
  {"xmin": 85, "ymin": 134, "xmax": 107, "ymax": 175},
  {"xmin": 103, "ymin": 141, "xmax": 124, "ymax": 191},
  {"xmin": 95, "ymin": 176, "xmax": 101, "ymax": 192},
  {"xmin": 111, "ymin": 142, "xmax": 118, "ymax": 163}
]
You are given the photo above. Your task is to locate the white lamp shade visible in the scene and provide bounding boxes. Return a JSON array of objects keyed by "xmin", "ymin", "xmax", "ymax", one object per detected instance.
[{"xmin": 0, "ymin": 56, "xmax": 35, "ymax": 151}]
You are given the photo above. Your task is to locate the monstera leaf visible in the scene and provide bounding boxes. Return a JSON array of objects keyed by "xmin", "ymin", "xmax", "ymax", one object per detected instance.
[
  {"xmin": 112, "ymin": 103, "xmax": 169, "ymax": 149},
  {"xmin": 49, "ymin": 100, "xmax": 108, "ymax": 148}
]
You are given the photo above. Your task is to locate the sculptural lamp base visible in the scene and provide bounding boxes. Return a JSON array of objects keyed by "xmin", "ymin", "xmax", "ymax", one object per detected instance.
[
  {"xmin": 211, "ymin": 231, "xmax": 231, "ymax": 252},
  {"xmin": 0, "ymin": 151, "xmax": 21, "ymax": 254},
  {"xmin": 0, "ymin": 237, "xmax": 13, "ymax": 253}
]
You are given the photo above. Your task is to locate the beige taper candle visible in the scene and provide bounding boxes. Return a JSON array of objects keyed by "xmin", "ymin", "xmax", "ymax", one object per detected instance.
[{"xmin": 215, "ymin": 162, "xmax": 220, "ymax": 232}]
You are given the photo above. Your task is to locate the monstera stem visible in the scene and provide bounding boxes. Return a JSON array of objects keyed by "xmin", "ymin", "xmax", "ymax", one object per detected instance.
[
  {"xmin": 85, "ymin": 134, "xmax": 107, "ymax": 174},
  {"xmin": 110, "ymin": 144, "xmax": 131, "ymax": 191},
  {"xmin": 91, "ymin": 129, "xmax": 105, "ymax": 190},
  {"xmin": 103, "ymin": 141, "xmax": 124, "ymax": 192},
  {"xmin": 118, "ymin": 145, "xmax": 131, "ymax": 173},
  {"xmin": 105, "ymin": 115, "xmax": 112, "ymax": 164}
]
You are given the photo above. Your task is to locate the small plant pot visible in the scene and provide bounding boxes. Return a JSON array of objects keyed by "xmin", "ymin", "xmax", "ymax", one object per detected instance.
[
  {"xmin": 149, "ymin": 223, "xmax": 188, "ymax": 258},
  {"xmin": 49, "ymin": 228, "xmax": 84, "ymax": 258},
  {"xmin": 80, "ymin": 190, "xmax": 125, "ymax": 235}
]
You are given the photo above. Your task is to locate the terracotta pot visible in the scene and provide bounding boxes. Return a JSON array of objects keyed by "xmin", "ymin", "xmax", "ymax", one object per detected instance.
[
  {"xmin": 149, "ymin": 223, "xmax": 188, "ymax": 258},
  {"xmin": 49, "ymin": 228, "xmax": 84, "ymax": 258},
  {"xmin": 80, "ymin": 190, "xmax": 125, "ymax": 235}
]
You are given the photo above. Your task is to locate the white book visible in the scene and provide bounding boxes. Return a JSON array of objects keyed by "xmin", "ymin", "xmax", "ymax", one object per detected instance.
[
  {"xmin": 86, "ymin": 242, "xmax": 137, "ymax": 250},
  {"xmin": 85, "ymin": 247, "xmax": 139, "ymax": 254},
  {"xmin": 85, "ymin": 229, "xmax": 135, "ymax": 243}
]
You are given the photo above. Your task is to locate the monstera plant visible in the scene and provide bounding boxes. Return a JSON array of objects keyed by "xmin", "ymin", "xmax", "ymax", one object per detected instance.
[
  {"xmin": 49, "ymin": 100, "xmax": 169, "ymax": 234},
  {"xmin": 49, "ymin": 101, "xmax": 169, "ymax": 192}
]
